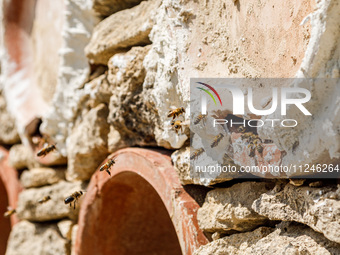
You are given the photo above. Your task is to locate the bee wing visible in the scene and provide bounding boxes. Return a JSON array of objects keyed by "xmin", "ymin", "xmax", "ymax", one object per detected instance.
[{"xmin": 7, "ymin": 206, "xmax": 12, "ymax": 211}]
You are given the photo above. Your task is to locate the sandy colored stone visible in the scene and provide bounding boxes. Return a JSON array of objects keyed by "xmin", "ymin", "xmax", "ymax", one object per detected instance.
[
  {"xmin": 142, "ymin": 0, "xmax": 313, "ymax": 151},
  {"xmin": 0, "ymin": 93, "xmax": 20, "ymax": 145},
  {"xmin": 194, "ymin": 222, "xmax": 340, "ymax": 255},
  {"xmin": 70, "ymin": 224, "xmax": 79, "ymax": 255},
  {"xmin": 67, "ymin": 104, "xmax": 109, "ymax": 181},
  {"xmin": 16, "ymin": 181, "xmax": 86, "ymax": 222},
  {"xmin": 8, "ymin": 144, "xmax": 40, "ymax": 170},
  {"xmin": 57, "ymin": 219, "xmax": 74, "ymax": 240},
  {"xmin": 171, "ymin": 147, "xmax": 197, "ymax": 185},
  {"xmin": 252, "ymin": 183, "xmax": 340, "ymax": 243},
  {"xmin": 39, "ymin": 1, "xmax": 99, "ymax": 157},
  {"xmin": 20, "ymin": 167, "xmax": 65, "ymax": 188},
  {"xmin": 92, "ymin": 0, "xmax": 143, "ymax": 17},
  {"xmin": 108, "ymin": 46, "xmax": 158, "ymax": 148},
  {"xmin": 82, "ymin": 74, "xmax": 112, "ymax": 110},
  {"xmin": 198, "ymin": 182, "xmax": 273, "ymax": 233},
  {"xmin": 85, "ymin": 0, "xmax": 160, "ymax": 64},
  {"xmin": 5, "ymin": 220, "xmax": 68, "ymax": 255},
  {"xmin": 171, "ymin": 147, "xmax": 240, "ymax": 186}
]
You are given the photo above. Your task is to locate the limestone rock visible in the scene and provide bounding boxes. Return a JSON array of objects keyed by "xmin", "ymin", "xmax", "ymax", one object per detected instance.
[
  {"xmin": 171, "ymin": 147, "xmax": 197, "ymax": 185},
  {"xmin": 92, "ymin": 0, "xmax": 143, "ymax": 17},
  {"xmin": 20, "ymin": 167, "xmax": 65, "ymax": 188},
  {"xmin": 171, "ymin": 147, "xmax": 238, "ymax": 186},
  {"xmin": 0, "ymin": 93, "xmax": 20, "ymax": 145},
  {"xmin": 259, "ymin": 0, "xmax": 340, "ymax": 168},
  {"xmin": 198, "ymin": 182, "xmax": 273, "ymax": 233},
  {"xmin": 70, "ymin": 224, "xmax": 79, "ymax": 255},
  {"xmin": 85, "ymin": 0, "xmax": 160, "ymax": 64},
  {"xmin": 108, "ymin": 46, "xmax": 158, "ymax": 148},
  {"xmin": 5, "ymin": 220, "xmax": 69, "ymax": 255},
  {"xmin": 81, "ymin": 74, "xmax": 112, "ymax": 111},
  {"xmin": 8, "ymin": 144, "xmax": 40, "ymax": 170},
  {"xmin": 67, "ymin": 103, "xmax": 109, "ymax": 181},
  {"xmin": 194, "ymin": 227, "xmax": 273, "ymax": 255},
  {"xmin": 252, "ymin": 183, "xmax": 340, "ymax": 244},
  {"xmin": 194, "ymin": 222, "xmax": 340, "ymax": 255},
  {"xmin": 57, "ymin": 219, "xmax": 74, "ymax": 240},
  {"xmin": 40, "ymin": 1, "xmax": 99, "ymax": 157},
  {"xmin": 16, "ymin": 181, "xmax": 86, "ymax": 222}
]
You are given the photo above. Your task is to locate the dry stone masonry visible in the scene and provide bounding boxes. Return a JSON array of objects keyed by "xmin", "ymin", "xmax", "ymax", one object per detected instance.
[{"xmin": 0, "ymin": 0, "xmax": 339, "ymax": 254}]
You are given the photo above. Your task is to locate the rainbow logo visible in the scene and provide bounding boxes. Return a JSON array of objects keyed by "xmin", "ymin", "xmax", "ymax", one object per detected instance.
[{"xmin": 196, "ymin": 82, "xmax": 223, "ymax": 106}]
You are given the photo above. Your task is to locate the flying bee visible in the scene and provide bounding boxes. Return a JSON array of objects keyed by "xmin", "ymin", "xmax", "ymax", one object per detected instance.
[
  {"xmin": 237, "ymin": 126, "xmax": 247, "ymax": 133},
  {"xmin": 100, "ymin": 157, "xmax": 116, "ymax": 176},
  {"xmin": 64, "ymin": 191, "xmax": 83, "ymax": 209},
  {"xmin": 194, "ymin": 113, "xmax": 207, "ymax": 125},
  {"xmin": 240, "ymin": 132, "xmax": 253, "ymax": 140},
  {"xmin": 4, "ymin": 207, "xmax": 16, "ymax": 218},
  {"xmin": 37, "ymin": 144, "xmax": 56, "ymax": 157},
  {"xmin": 248, "ymin": 146, "xmax": 256, "ymax": 157},
  {"xmin": 254, "ymin": 140, "xmax": 263, "ymax": 154},
  {"xmin": 190, "ymin": 148, "xmax": 205, "ymax": 161},
  {"xmin": 38, "ymin": 196, "xmax": 51, "ymax": 204},
  {"xmin": 211, "ymin": 133, "xmax": 224, "ymax": 148},
  {"xmin": 168, "ymin": 107, "xmax": 185, "ymax": 120},
  {"xmin": 171, "ymin": 120, "xmax": 183, "ymax": 134}
]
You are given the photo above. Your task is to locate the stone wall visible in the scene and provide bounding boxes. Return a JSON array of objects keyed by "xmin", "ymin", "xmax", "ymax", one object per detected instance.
[{"xmin": 0, "ymin": 0, "xmax": 339, "ymax": 254}]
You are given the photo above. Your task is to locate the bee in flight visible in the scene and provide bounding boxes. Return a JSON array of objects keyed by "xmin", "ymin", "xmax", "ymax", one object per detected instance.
[
  {"xmin": 247, "ymin": 138, "xmax": 263, "ymax": 157},
  {"xmin": 241, "ymin": 132, "xmax": 256, "ymax": 142},
  {"xmin": 168, "ymin": 107, "xmax": 185, "ymax": 120},
  {"xmin": 248, "ymin": 143, "xmax": 256, "ymax": 157},
  {"xmin": 237, "ymin": 126, "xmax": 247, "ymax": 133},
  {"xmin": 4, "ymin": 207, "xmax": 16, "ymax": 218},
  {"xmin": 171, "ymin": 120, "xmax": 183, "ymax": 134},
  {"xmin": 64, "ymin": 191, "xmax": 83, "ymax": 209},
  {"xmin": 254, "ymin": 139, "xmax": 263, "ymax": 154},
  {"xmin": 37, "ymin": 144, "xmax": 56, "ymax": 157},
  {"xmin": 194, "ymin": 113, "xmax": 207, "ymax": 125},
  {"xmin": 38, "ymin": 196, "xmax": 51, "ymax": 204},
  {"xmin": 190, "ymin": 148, "xmax": 205, "ymax": 161},
  {"xmin": 211, "ymin": 133, "xmax": 224, "ymax": 148},
  {"xmin": 100, "ymin": 157, "xmax": 116, "ymax": 176}
]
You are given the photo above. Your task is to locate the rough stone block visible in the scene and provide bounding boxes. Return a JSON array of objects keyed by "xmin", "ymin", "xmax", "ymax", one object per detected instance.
[
  {"xmin": 16, "ymin": 181, "xmax": 86, "ymax": 222},
  {"xmin": 5, "ymin": 220, "xmax": 69, "ymax": 255},
  {"xmin": 20, "ymin": 167, "xmax": 65, "ymax": 188},
  {"xmin": 198, "ymin": 182, "xmax": 273, "ymax": 233},
  {"xmin": 252, "ymin": 182, "xmax": 340, "ymax": 243},
  {"xmin": 194, "ymin": 222, "xmax": 340, "ymax": 255},
  {"xmin": 67, "ymin": 104, "xmax": 109, "ymax": 181},
  {"xmin": 85, "ymin": 0, "xmax": 160, "ymax": 64}
]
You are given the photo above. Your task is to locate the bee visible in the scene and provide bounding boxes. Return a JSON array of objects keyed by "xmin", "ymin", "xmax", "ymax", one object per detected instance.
[
  {"xmin": 37, "ymin": 144, "xmax": 56, "ymax": 157},
  {"xmin": 168, "ymin": 107, "xmax": 185, "ymax": 120},
  {"xmin": 252, "ymin": 138, "xmax": 263, "ymax": 153},
  {"xmin": 194, "ymin": 113, "xmax": 207, "ymax": 125},
  {"xmin": 4, "ymin": 207, "xmax": 16, "ymax": 218},
  {"xmin": 237, "ymin": 126, "xmax": 247, "ymax": 133},
  {"xmin": 38, "ymin": 196, "xmax": 51, "ymax": 204},
  {"xmin": 171, "ymin": 120, "xmax": 183, "ymax": 134},
  {"xmin": 255, "ymin": 143, "xmax": 263, "ymax": 154},
  {"xmin": 190, "ymin": 148, "xmax": 205, "ymax": 160},
  {"xmin": 64, "ymin": 191, "xmax": 83, "ymax": 209},
  {"xmin": 248, "ymin": 145, "xmax": 256, "ymax": 157},
  {"xmin": 240, "ymin": 132, "xmax": 254, "ymax": 141},
  {"xmin": 99, "ymin": 157, "xmax": 116, "ymax": 176},
  {"xmin": 211, "ymin": 133, "xmax": 224, "ymax": 148}
]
